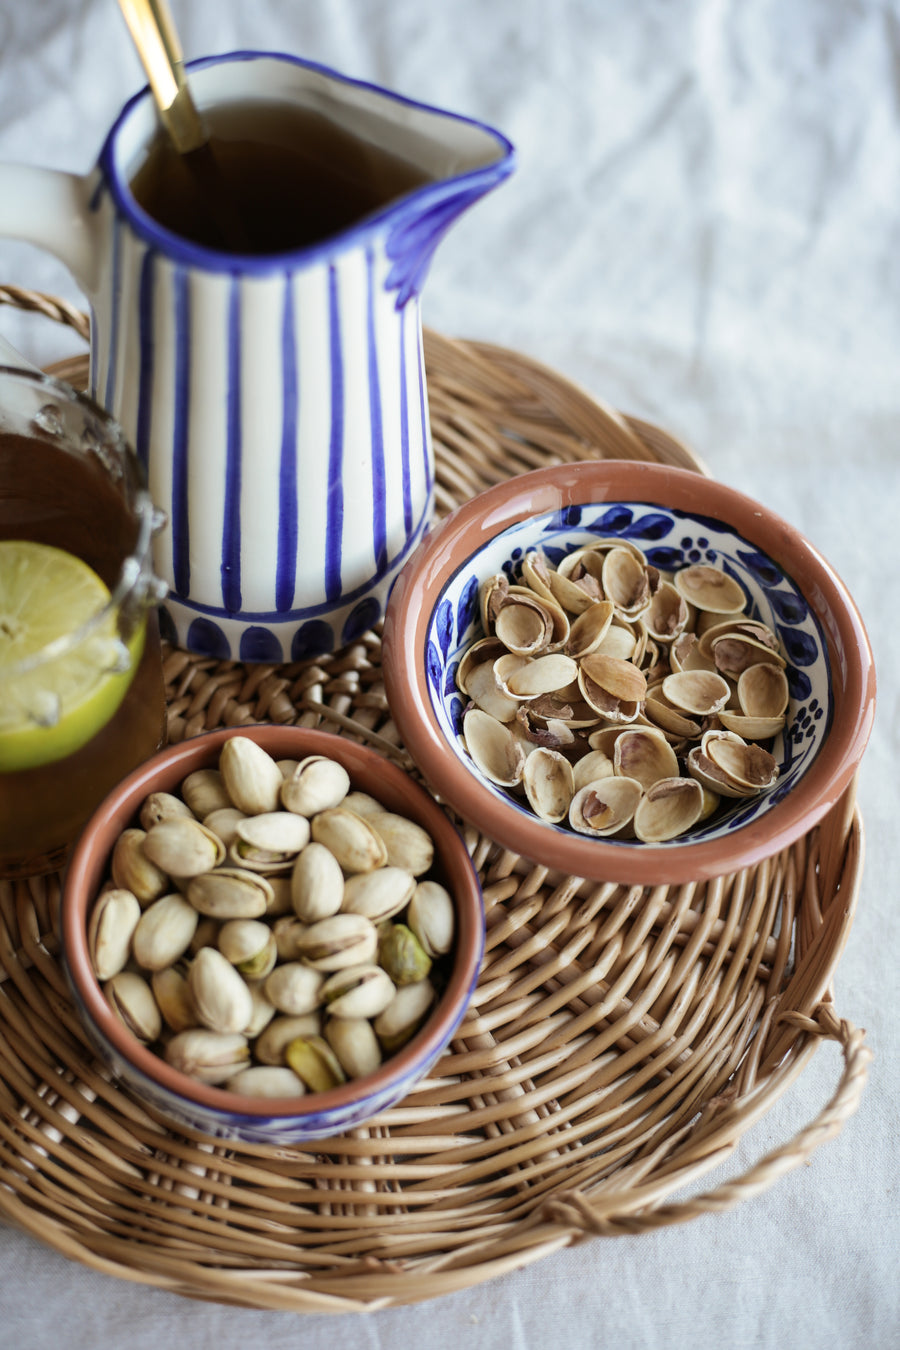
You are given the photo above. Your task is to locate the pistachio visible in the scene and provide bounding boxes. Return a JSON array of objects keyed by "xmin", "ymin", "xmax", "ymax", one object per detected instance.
[
  {"xmin": 165, "ymin": 1029, "xmax": 250, "ymax": 1084},
  {"xmin": 295, "ymin": 914, "xmax": 378, "ymax": 972},
  {"xmin": 320, "ymin": 963, "xmax": 396, "ymax": 1019},
  {"xmin": 88, "ymin": 887, "xmax": 141, "ymax": 980},
  {"xmin": 189, "ymin": 915, "xmax": 221, "ymax": 955},
  {"xmin": 229, "ymin": 810, "xmax": 310, "ymax": 872},
  {"xmin": 202, "ymin": 806, "xmax": 247, "ymax": 850},
  {"xmin": 244, "ymin": 981, "xmax": 278, "ymax": 1038},
  {"xmin": 373, "ymin": 978, "xmax": 435, "ymax": 1052},
  {"xmin": 290, "ymin": 841, "xmax": 344, "ymax": 922},
  {"xmin": 132, "ymin": 892, "xmax": 200, "ymax": 971},
  {"xmin": 367, "ymin": 811, "xmax": 434, "ymax": 876},
  {"xmin": 407, "ymin": 880, "xmax": 456, "ymax": 958},
  {"xmin": 186, "ymin": 867, "xmax": 273, "ymax": 919},
  {"xmin": 271, "ymin": 915, "xmax": 307, "ymax": 961},
  {"xmin": 219, "ymin": 737, "xmax": 284, "ymax": 815},
  {"xmin": 104, "ymin": 971, "xmax": 162, "ymax": 1043},
  {"xmin": 151, "ymin": 965, "xmax": 197, "ymax": 1033},
  {"xmin": 110, "ymin": 828, "xmax": 169, "ymax": 904},
  {"xmin": 264, "ymin": 961, "xmax": 325, "ymax": 1016},
  {"xmin": 264, "ymin": 875, "xmax": 294, "ymax": 918},
  {"xmin": 377, "ymin": 923, "xmax": 432, "ymax": 985},
  {"xmin": 188, "ymin": 946, "xmax": 254, "ymax": 1034},
  {"xmin": 181, "ymin": 768, "xmax": 233, "ymax": 819},
  {"xmin": 254, "ymin": 1012, "xmax": 322, "ymax": 1066},
  {"xmin": 340, "ymin": 866, "xmax": 416, "ymax": 924},
  {"xmin": 217, "ymin": 918, "xmax": 278, "ymax": 980},
  {"xmin": 142, "ymin": 816, "xmax": 225, "ymax": 878},
  {"xmin": 139, "ymin": 791, "xmax": 194, "ymax": 831},
  {"xmin": 325, "ymin": 1017, "xmax": 382, "ymax": 1079},
  {"xmin": 225, "ymin": 1065, "xmax": 306, "ymax": 1098},
  {"xmin": 310, "ymin": 808, "xmax": 388, "ymax": 873},
  {"xmin": 280, "ymin": 754, "xmax": 351, "ymax": 817},
  {"xmin": 284, "ymin": 1034, "xmax": 347, "ymax": 1093}
]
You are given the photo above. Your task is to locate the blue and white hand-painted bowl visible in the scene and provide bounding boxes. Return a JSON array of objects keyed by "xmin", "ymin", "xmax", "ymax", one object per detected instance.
[
  {"xmin": 61, "ymin": 726, "xmax": 484, "ymax": 1144},
  {"xmin": 382, "ymin": 461, "xmax": 875, "ymax": 886}
]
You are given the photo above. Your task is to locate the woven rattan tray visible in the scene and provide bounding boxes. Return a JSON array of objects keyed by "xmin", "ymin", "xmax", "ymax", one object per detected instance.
[{"xmin": 0, "ymin": 288, "xmax": 871, "ymax": 1313}]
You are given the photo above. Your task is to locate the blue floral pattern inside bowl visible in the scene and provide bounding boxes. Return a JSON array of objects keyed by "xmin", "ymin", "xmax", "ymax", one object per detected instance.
[{"xmin": 426, "ymin": 499, "xmax": 830, "ymax": 849}]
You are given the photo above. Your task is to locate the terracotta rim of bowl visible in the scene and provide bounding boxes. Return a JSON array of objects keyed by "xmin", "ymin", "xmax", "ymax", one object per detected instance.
[
  {"xmin": 382, "ymin": 460, "xmax": 876, "ymax": 885},
  {"xmin": 62, "ymin": 726, "xmax": 484, "ymax": 1119}
]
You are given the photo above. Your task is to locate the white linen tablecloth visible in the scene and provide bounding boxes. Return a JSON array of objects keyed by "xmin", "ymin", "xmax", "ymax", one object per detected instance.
[{"xmin": 0, "ymin": 2, "xmax": 897, "ymax": 1346}]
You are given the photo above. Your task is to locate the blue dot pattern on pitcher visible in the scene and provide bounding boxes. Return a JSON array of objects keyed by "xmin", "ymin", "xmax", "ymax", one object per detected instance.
[{"xmin": 425, "ymin": 501, "xmax": 832, "ymax": 847}]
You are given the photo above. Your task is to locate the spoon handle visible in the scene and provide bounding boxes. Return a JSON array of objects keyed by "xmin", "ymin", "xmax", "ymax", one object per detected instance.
[{"xmin": 117, "ymin": 0, "xmax": 206, "ymax": 153}]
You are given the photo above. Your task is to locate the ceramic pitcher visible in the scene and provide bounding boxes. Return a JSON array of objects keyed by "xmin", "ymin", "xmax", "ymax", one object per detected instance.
[{"xmin": 0, "ymin": 51, "xmax": 514, "ymax": 662}]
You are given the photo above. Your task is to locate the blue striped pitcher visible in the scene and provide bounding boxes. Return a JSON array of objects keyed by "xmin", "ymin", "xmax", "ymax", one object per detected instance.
[{"xmin": 0, "ymin": 51, "xmax": 514, "ymax": 662}]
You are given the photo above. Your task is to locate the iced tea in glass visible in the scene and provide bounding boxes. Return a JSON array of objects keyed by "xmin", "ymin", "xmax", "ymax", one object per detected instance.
[{"xmin": 0, "ymin": 366, "xmax": 167, "ymax": 878}]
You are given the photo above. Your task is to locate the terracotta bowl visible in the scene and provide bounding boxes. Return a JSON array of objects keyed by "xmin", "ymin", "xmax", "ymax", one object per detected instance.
[
  {"xmin": 382, "ymin": 461, "xmax": 875, "ymax": 885},
  {"xmin": 61, "ymin": 726, "xmax": 484, "ymax": 1144}
]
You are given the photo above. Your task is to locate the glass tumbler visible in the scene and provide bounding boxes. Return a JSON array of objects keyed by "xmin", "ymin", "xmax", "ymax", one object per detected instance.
[{"xmin": 0, "ymin": 365, "xmax": 167, "ymax": 878}]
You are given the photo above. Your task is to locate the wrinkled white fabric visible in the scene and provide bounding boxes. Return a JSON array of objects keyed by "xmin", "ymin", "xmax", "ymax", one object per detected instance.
[{"xmin": 0, "ymin": 2, "xmax": 897, "ymax": 1346}]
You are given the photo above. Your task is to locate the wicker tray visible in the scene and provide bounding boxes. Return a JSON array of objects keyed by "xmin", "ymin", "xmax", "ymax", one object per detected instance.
[{"xmin": 0, "ymin": 288, "xmax": 871, "ymax": 1314}]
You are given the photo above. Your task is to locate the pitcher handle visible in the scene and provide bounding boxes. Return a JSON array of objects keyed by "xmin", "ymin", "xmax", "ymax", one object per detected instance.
[{"xmin": 0, "ymin": 164, "xmax": 98, "ymax": 294}]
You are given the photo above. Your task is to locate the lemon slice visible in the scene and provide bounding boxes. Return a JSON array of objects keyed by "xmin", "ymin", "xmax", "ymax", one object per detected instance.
[{"xmin": 0, "ymin": 541, "xmax": 145, "ymax": 773}]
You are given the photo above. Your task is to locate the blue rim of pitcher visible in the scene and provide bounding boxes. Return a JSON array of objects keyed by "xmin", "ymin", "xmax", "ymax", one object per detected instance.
[{"xmin": 95, "ymin": 49, "xmax": 516, "ymax": 276}]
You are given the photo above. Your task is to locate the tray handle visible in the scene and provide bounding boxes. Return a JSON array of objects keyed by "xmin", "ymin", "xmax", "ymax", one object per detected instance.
[{"xmin": 540, "ymin": 1003, "xmax": 871, "ymax": 1238}]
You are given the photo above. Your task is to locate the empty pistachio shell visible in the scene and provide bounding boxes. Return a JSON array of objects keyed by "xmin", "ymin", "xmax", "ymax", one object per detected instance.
[
  {"xmin": 320, "ymin": 963, "xmax": 396, "ymax": 1019},
  {"xmin": 110, "ymin": 828, "xmax": 169, "ymax": 904},
  {"xmin": 325, "ymin": 1017, "xmax": 382, "ymax": 1079},
  {"xmin": 225, "ymin": 1065, "xmax": 306, "ymax": 1098},
  {"xmin": 569, "ymin": 777, "xmax": 643, "ymax": 837},
  {"xmin": 142, "ymin": 817, "xmax": 225, "ymax": 878},
  {"xmin": 340, "ymin": 866, "xmax": 416, "ymax": 923},
  {"xmin": 219, "ymin": 737, "xmax": 284, "ymax": 815},
  {"xmin": 151, "ymin": 965, "xmax": 197, "ymax": 1033},
  {"xmin": 310, "ymin": 808, "xmax": 388, "ymax": 873},
  {"xmin": 407, "ymin": 880, "xmax": 455, "ymax": 958},
  {"xmin": 264, "ymin": 961, "xmax": 325, "ymax": 1016},
  {"xmin": 217, "ymin": 918, "xmax": 278, "ymax": 979},
  {"xmin": 374, "ymin": 979, "xmax": 435, "ymax": 1053},
  {"xmin": 612, "ymin": 727, "xmax": 680, "ymax": 791},
  {"xmin": 255, "ymin": 1012, "xmax": 323, "ymax": 1065},
  {"xmin": 104, "ymin": 971, "xmax": 162, "ymax": 1043},
  {"xmin": 280, "ymin": 755, "xmax": 351, "ymax": 816},
  {"xmin": 187, "ymin": 867, "xmax": 273, "ymax": 919},
  {"xmin": 181, "ymin": 769, "xmax": 232, "ymax": 819},
  {"xmin": 378, "ymin": 923, "xmax": 432, "ymax": 985},
  {"xmin": 139, "ymin": 792, "xmax": 194, "ymax": 831},
  {"xmin": 88, "ymin": 887, "xmax": 141, "ymax": 981},
  {"xmin": 463, "ymin": 709, "xmax": 526, "ymax": 788},
  {"xmin": 188, "ymin": 946, "xmax": 254, "ymax": 1034},
  {"xmin": 165, "ymin": 1029, "xmax": 250, "ymax": 1084},
  {"xmin": 295, "ymin": 914, "xmax": 378, "ymax": 972},
  {"xmin": 673, "ymin": 564, "xmax": 747, "ymax": 614},
  {"xmin": 521, "ymin": 746, "xmax": 575, "ymax": 823},
  {"xmin": 633, "ymin": 776, "xmax": 705, "ymax": 842},
  {"xmin": 290, "ymin": 841, "xmax": 345, "ymax": 922},
  {"xmin": 132, "ymin": 892, "xmax": 200, "ymax": 971},
  {"xmin": 284, "ymin": 1035, "xmax": 347, "ymax": 1092}
]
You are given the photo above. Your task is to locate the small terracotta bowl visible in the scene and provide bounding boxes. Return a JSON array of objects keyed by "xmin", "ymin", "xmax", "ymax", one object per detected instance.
[
  {"xmin": 62, "ymin": 726, "xmax": 484, "ymax": 1144},
  {"xmin": 382, "ymin": 461, "xmax": 875, "ymax": 885}
]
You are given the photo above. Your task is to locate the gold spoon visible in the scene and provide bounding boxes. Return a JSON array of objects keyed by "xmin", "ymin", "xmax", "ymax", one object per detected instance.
[{"xmin": 116, "ymin": 0, "xmax": 206, "ymax": 154}]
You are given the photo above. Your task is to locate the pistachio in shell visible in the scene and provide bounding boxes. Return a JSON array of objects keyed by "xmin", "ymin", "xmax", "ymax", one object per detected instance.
[
  {"xmin": 165, "ymin": 1029, "xmax": 250, "ymax": 1084},
  {"xmin": 188, "ymin": 946, "xmax": 254, "ymax": 1035},
  {"xmin": 132, "ymin": 892, "xmax": 200, "ymax": 971},
  {"xmin": 325, "ymin": 1017, "xmax": 383, "ymax": 1079},
  {"xmin": 88, "ymin": 887, "xmax": 141, "ymax": 981},
  {"xmin": 219, "ymin": 736, "xmax": 284, "ymax": 815}
]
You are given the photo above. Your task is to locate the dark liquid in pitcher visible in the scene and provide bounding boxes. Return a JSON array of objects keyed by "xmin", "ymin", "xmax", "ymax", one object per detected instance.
[{"xmin": 129, "ymin": 100, "xmax": 433, "ymax": 254}]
